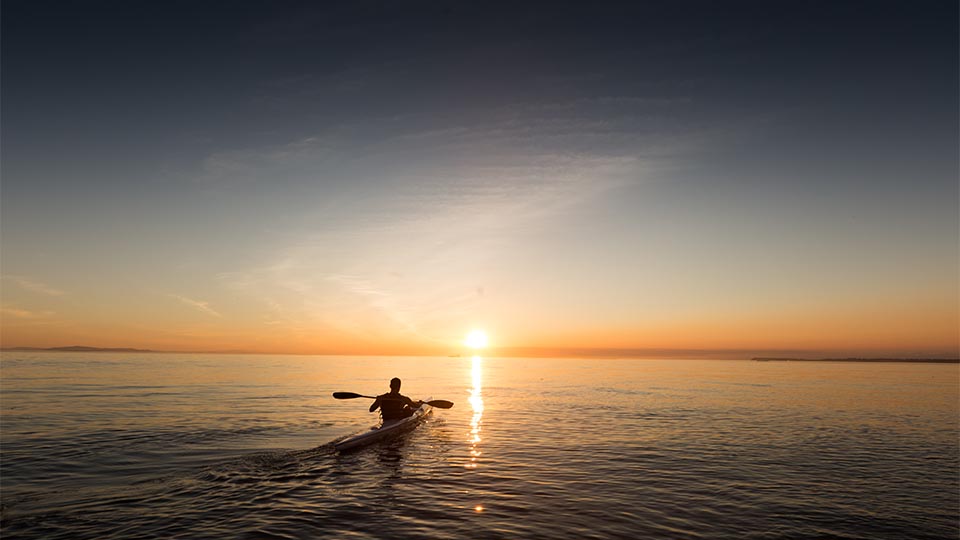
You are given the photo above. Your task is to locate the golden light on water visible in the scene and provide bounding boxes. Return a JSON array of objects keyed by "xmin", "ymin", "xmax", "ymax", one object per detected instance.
[
  {"xmin": 466, "ymin": 355, "xmax": 484, "ymax": 469},
  {"xmin": 464, "ymin": 329, "xmax": 489, "ymax": 349}
]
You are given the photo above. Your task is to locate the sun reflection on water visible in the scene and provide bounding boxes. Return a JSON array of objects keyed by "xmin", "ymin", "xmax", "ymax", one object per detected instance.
[{"xmin": 467, "ymin": 355, "xmax": 484, "ymax": 469}]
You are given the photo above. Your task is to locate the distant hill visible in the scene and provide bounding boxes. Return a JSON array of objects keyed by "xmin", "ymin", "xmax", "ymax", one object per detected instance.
[
  {"xmin": 753, "ymin": 357, "xmax": 959, "ymax": 363},
  {"xmin": 1, "ymin": 345, "xmax": 155, "ymax": 353}
]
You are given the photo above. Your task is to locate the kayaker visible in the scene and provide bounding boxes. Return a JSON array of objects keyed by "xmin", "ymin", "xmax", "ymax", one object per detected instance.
[{"xmin": 370, "ymin": 378, "xmax": 423, "ymax": 420}]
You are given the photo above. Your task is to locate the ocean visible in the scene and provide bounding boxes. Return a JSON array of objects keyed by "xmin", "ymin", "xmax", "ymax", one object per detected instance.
[{"xmin": 1, "ymin": 353, "xmax": 957, "ymax": 539}]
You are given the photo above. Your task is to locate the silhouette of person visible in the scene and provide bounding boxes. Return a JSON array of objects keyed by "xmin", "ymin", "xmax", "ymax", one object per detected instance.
[{"xmin": 370, "ymin": 377, "xmax": 423, "ymax": 420}]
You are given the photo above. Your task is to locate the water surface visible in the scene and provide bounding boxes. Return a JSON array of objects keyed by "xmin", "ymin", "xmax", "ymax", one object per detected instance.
[{"xmin": 2, "ymin": 353, "xmax": 957, "ymax": 539}]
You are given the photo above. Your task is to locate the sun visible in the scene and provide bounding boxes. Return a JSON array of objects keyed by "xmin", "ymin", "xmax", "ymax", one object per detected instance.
[{"xmin": 464, "ymin": 329, "xmax": 489, "ymax": 349}]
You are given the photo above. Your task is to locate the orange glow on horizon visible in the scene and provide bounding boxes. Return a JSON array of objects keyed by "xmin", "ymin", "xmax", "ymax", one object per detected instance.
[{"xmin": 1, "ymin": 294, "xmax": 956, "ymax": 358}]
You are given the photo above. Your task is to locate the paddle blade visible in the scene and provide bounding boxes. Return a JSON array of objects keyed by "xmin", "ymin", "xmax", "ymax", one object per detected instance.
[
  {"xmin": 426, "ymin": 399, "xmax": 454, "ymax": 409},
  {"xmin": 333, "ymin": 392, "xmax": 364, "ymax": 399}
]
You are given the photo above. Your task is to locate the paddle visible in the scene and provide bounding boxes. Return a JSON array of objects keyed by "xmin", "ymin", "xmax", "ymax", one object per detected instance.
[{"xmin": 332, "ymin": 392, "xmax": 454, "ymax": 409}]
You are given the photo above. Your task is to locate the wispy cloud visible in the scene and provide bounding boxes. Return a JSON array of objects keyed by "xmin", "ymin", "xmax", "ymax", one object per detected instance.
[
  {"xmin": 170, "ymin": 295, "xmax": 222, "ymax": 318},
  {"xmin": 204, "ymin": 145, "xmax": 646, "ymax": 345},
  {"xmin": 324, "ymin": 273, "xmax": 425, "ymax": 338},
  {"xmin": 188, "ymin": 95, "xmax": 663, "ymax": 345},
  {"xmin": 194, "ymin": 135, "xmax": 338, "ymax": 188},
  {"xmin": 1, "ymin": 305, "xmax": 56, "ymax": 319},
  {"xmin": 3, "ymin": 275, "xmax": 66, "ymax": 296}
]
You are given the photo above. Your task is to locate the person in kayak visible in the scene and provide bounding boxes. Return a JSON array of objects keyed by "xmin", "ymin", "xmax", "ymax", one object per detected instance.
[{"xmin": 370, "ymin": 377, "xmax": 423, "ymax": 420}]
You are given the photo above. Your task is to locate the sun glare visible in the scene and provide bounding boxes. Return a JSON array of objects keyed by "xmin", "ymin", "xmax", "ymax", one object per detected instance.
[{"xmin": 465, "ymin": 329, "xmax": 489, "ymax": 349}]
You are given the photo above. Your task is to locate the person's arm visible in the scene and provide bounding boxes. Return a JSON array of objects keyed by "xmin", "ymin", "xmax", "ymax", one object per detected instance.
[
  {"xmin": 403, "ymin": 395, "xmax": 423, "ymax": 408},
  {"xmin": 369, "ymin": 396, "xmax": 381, "ymax": 413}
]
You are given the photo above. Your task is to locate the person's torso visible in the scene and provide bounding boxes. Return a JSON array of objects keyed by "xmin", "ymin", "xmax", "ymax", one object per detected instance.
[{"xmin": 378, "ymin": 393, "xmax": 409, "ymax": 418}]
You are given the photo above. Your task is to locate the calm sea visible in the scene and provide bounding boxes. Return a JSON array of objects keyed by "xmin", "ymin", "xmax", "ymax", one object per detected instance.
[{"xmin": 1, "ymin": 353, "xmax": 957, "ymax": 539}]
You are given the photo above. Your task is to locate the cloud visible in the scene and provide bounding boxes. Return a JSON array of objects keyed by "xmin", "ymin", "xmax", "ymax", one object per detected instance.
[
  {"xmin": 194, "ymin": 135, "xmax": 339, "ymax": 188},
  {"xmin": 189, "ymin": 79, "xmax": 686, "ymax": 191},
  {"xmin": 1, "ymin": 305, "xmax": 55, "ymax": 319},
  {"xmin": 203, "ymin": 144, "xmax": 646, "ymax": 343},
  {"xmin": 186, "ymin": 92, "xmax": 667, "ymax": 344},
  {"xmin": 170, "ymin": 295, "xmax": 222, "ymax": 318},
  {"xmin": 3, "ymin": 275, "xmax": 66, "ymax": 296},
  {"xmin": 324, "ymin": 273, "xmax": 424, "ymax": 337}
]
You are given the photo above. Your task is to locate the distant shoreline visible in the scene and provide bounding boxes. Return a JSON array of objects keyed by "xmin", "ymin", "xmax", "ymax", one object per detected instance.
[
  {"xmin": 1, "ymin": 346, "xmax": 155, "ymax": 353},
  {"xmin": 753, "ymin": 357, "xmax": 959, "ymax": 364},
  {"xmin": 2, "ymin": 347, "xmax": 957, "ymax": 363}
]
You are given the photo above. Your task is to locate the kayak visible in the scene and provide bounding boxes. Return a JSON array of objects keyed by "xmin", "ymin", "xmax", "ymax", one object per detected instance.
[{"xmin": 335, "ymin": 397, "xmax": 433, "ymax": 452}]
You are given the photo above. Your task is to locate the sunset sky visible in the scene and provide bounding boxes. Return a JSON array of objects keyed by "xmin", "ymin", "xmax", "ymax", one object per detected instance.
[{"xmin": 2, "ymin": 1, "xmax": 957, "ymax": 357}]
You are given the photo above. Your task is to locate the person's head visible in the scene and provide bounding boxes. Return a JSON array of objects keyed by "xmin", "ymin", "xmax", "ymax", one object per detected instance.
[{"xmin": 389, "ymin": 377, "xmax": 401, "ymax": 392}]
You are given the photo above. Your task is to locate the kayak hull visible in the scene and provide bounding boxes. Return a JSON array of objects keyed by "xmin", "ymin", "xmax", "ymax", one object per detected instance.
[{"xmin": 335, "ymin": 397, "xmax": 433, "ymax": 452}]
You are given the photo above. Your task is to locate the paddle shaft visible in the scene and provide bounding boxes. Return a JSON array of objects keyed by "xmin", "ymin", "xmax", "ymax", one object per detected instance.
[{"xmin": 332, "ymin": 392, "xmax": 453, "ymax": 409}]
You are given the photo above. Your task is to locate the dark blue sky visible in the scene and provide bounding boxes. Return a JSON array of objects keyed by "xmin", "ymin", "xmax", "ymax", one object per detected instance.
[{"xmin": 5, "ymin": 1, "xmax": 955, "ymax": 166}]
